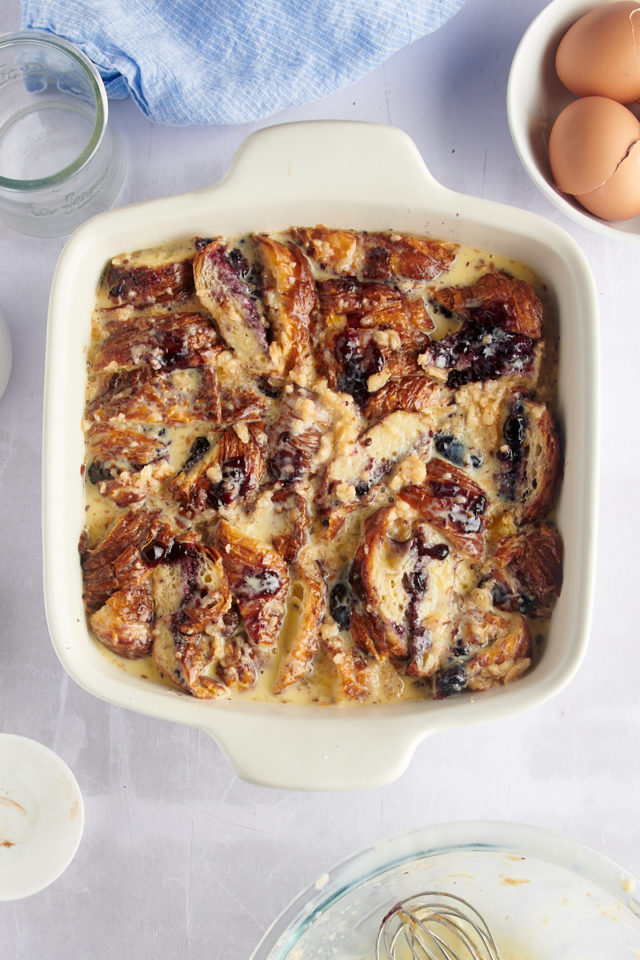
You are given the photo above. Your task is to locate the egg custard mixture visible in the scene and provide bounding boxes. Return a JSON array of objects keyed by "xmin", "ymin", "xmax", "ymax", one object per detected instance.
[{"xmin": 80, "ymin": 227, "xmax": 563, "ymax": 705}]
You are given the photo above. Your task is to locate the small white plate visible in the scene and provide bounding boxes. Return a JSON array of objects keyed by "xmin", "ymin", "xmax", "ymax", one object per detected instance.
[{"xmin": 0, "ymin": 734, "xmax": 84, "ymax": 900}]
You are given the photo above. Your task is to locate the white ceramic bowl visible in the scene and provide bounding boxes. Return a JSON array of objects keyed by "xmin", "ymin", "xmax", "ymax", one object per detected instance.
[
  {"xmin": 43, "ymin": 121, "xmax": 599, "ymax": 791},
  {"xmin": 249, "ymin": 821, "xmax": 640, "ymax": 958},
  {"xmin": 0, "ymin": 734, "xmax": 84, "ymax": 900},
  {"xmin": 507, "ymin": 0, "xmax": 640, "ymax": 239}
]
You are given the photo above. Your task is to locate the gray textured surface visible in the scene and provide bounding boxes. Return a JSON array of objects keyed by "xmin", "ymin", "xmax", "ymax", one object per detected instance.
[{"xmin": 0, "ymin": 0, "xmax": 636, "ymax": 957}]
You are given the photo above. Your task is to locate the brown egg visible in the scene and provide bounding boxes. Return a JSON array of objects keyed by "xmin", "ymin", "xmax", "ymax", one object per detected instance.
[
  {"xmin": 556, "ymin": 2, "xmax": 640, "ymax": 103},
  {"xmin": 549, "ymin": 96, "xmax": 640, "ymax": 220}
]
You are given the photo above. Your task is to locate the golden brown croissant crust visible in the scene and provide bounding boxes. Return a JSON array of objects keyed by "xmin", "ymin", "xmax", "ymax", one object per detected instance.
[{"xmin": 80, "ymin": 228, "xmax": 563, "ymax": 703}]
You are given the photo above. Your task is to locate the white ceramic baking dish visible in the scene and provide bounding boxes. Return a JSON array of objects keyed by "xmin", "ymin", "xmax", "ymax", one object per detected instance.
[{"xmin": 43, "ymin": 121, "xmax": 599, "ymax": 791}]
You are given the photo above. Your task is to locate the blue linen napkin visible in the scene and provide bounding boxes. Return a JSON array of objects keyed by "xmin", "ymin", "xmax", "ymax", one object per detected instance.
[{"xmin": 21, "ymin": 0, "xmax": 466, "ymax": 125}]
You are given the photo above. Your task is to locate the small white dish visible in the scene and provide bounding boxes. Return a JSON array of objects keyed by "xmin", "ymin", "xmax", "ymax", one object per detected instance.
[
  {"xmin": 0, "ymin": 734, "xmax": 84, "ymax": 900},
  {"xmin": 507, "ymin": 0, "xmax": 640, "ymax": 239},
  {"xmin": 0, "ymin": 305, "xmax": 11, "ymax": 399}
]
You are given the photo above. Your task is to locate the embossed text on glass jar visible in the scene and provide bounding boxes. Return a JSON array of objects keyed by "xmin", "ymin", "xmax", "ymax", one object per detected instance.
[{"xmin": 0, "ymin": 31, "xmax": 125, "ymax": 237}]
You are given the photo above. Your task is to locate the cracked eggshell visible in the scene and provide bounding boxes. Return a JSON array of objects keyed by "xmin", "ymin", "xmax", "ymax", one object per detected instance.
[
  {"xmin": 556, "ymin": 2, "xmax": 640, "ymax": 104},
  {"xmin": 549, "ymin": 95, "xmax": 640, "ymax": 220},
  {"xmin": 575, "ymin": 139, "xmax": 640, "ymax": 219}
]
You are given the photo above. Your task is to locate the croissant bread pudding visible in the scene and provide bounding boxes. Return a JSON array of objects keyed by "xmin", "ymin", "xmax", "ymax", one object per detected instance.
[{"xmin": 79, "ymin": 227, "xmax": 563, "ymax": 704}]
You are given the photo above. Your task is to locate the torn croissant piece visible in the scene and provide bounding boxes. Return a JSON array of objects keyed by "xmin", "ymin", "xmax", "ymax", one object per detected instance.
[
  {"xmin": 151, "ymin": 540, "xmax": 233, "ymax": 699},
  {"xmin": 496, "ymin": 398, "xmax": 562, "ymax": 524},
  {"xmin": 489, "ymin": 523, "xmax": 563, "ymax": 618},
  {"xmin": 321, "ymin": 632, "xmax": 370, "ymax": 701},
  {"xmin": 253, "ymin": 235, "xmax": 316, "ymax": 375},
  {"xmin": 80, "ymin": 508, "xmax": 174, "ymax": 613},
  {"xmin": 432, "ymin": 270, "xmax": 543, "ymax": 339},
  {"xmin": 348, "ymin": 608, "xmax": 388, "ymax": 662},
  {"xmin": 267, "ymin": 385, "xmax": 331, "ymax": 484},
  {"xmin": 418, "ymin": 316, "xmax": 542, "ymax": 391},
  {"xmin": 317, "ymin": 278, "xmax": 434, "ymax": 344},
  {"xmin": 290, "ymin": 227, "xmax": 458, "ymax": 280},
  {"xmin": 402, "ymin": 525, "xmax": 460, "ymax": 679},
  {"xmin": 349, "ymin": 505, "xmax": 412, "ymax": 660},
  {"xmin": 318, "ymin": 410, "xmax": 432, "ymax": 519},
  {"xmin": 163, "ymin": 541, "xmax": 231, "ymax": 634},
  {"xmin": 87, "ymin": 422, "xmax": 169, "ymax": 472},
  {"xmin": 268, "ymin": 487, "xmax": 309, "ymax": 563},
  {"xmin": 313, "ymin": 279, "xmax": 434, "ymax": 404},
  {"xmin": 399, "ymin": 457, "xmax": 488, "ymax": 560},
  {"xmin": 215, "ymin": 361, "xmax": 270, "ymax": 424},
  {"xmin": 363, "ymin": 375, "xmax": 451, "ymax": 419},
  {"xmin": 215, "ymin": 519, "xmax": 290, "ymax": 649},
  {"xmin": 349, "ymin": 506, "xmax": 458, "ymax": 677},
  {"xmin": 193, "ymin": 239, "xmax": 270, "ymax": 370},
  {"xmin": 106, "ymin": 257, "xmax": 195, "ymax": 307},
  {"xmin": 171, "ymin": 425, "xmax": 266, "ymax": 514},
  {"xmin": 89, "ymin": 584, "xmax": 154, "ymax": 659},
  {"xmin": 236, "ymin": 483, "xmax": 309, "ymax": 564},
  {"xmin": 93, "ymin": 312, "xmax": 223, "ymax": 372},
  {"xmin": 272, "ymin": 561, "xmax": 325, "ymax": 693},
  {"xmin": 84, "ymin": 422, "xmax": 171, "ymax": 506},
  {"xmin": 435, "ymin": 608, "xmax": 532, "ymax": 696},
  {"xmin": 86, "ymin": 366, "xmax": 223, "ymax": 425},
  {"xmin": 320, "ymin": 323, "xmax": 416, "ymax": 406},
  {"xmin": 216, "ymin": 624, "xmax": 263, "ymax": 692}
]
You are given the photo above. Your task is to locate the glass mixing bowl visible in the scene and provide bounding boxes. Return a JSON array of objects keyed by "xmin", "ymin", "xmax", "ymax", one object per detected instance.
[{"xmin": 250, "ymin": 821, "xmax": 640, "ymax": 959}]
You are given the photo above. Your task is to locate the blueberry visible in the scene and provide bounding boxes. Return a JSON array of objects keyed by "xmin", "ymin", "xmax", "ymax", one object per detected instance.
[
  {"xmin": 436, "ymin": 663, "xmax": 467, "ymax": 697},
  {"xmin": 499, "ymin": 403, "xmax": 529, "ymax": 499},
  {"xmin": 330, "ymin": 581, "xmax": 353, "ymax": 629},
  {"xmin": 87, "ymin": 461, "xmax": 112, "ymax": 485},
  {"xmin": 432, "ymin": 318, "xmax": 535, "ymax": 387},
  {"xmin": 141, "ymin": 541, "xmax": 167, "ymax": 564},
  {"xmin": 434, "ymin": 433, "xmax": 465, "ymax": 466},
  {"xmin": 425, "ymin": 543, "xmax": 450, "ymax": 561},
  {"xmin": 258, "ymin": 376, "xmax": 281, "ymax": 399},
  {"xmin": 518, "ymin": 595, "xmax": 534, "ymax": 615},
  {"xmin": 503, "ymin": 408, "xmax": 527, "ymax": 451},
  {"xmin": 182, "ymin": 435, "xmax": 210, "ymax": 472},
  {"xmin": 206, "ymin": 456, "xmax": 248, "ymax": 509},
  {"xmin": 222, "ymin": 457, "xmax": 247, "ymax": 485},
  {"xmin": 412, "ymin": 571, "xmax": 426, "ymax": 593},
  {"xmin": 335, "ymin": 328, "xmax": 383, "ymax": 406}
]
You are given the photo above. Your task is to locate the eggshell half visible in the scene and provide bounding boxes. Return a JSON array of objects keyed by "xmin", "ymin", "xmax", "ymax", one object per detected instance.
[
  {"xmin": 556, "ymin": 2, "xmax": 640, "ymax": 103},
  {"xmin": 549, "ymin": 96, "xmax": 640, "ymax": 195}
]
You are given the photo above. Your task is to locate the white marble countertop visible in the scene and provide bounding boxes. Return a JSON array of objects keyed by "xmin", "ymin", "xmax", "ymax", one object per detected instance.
[{"xmin": 1, "ymin": 0, "xmax": 637, "ymax": 956}]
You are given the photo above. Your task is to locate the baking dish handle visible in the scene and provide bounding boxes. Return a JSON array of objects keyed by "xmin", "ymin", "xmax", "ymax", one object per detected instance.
[
  {"xmin": 208, "ymin": 120, "xmax": 445, "ymax": 207},
  {"xmin": 200, "ymin": 708, "xmax": 431, "ymax": 791}
]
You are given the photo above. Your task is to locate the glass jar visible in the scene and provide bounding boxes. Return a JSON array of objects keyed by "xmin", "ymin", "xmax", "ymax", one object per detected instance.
[{"xmin": 0, "ymin": 31, "xmax": 125, "ymax": 237}]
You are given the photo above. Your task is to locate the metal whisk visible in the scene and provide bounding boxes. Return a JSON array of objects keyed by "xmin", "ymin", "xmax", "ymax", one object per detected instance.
[{"xmin": 375, "ymin": 891, "xmax": 501, "ymax": 960}]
